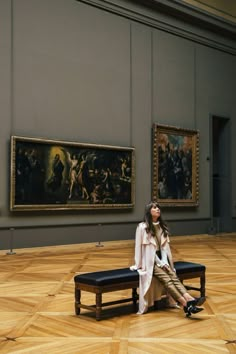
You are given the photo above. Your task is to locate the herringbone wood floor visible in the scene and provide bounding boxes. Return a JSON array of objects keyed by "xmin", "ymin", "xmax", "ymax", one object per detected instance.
[{"xmin": 0, "ymin": 233, "xmax": 236, "ymax": 353}]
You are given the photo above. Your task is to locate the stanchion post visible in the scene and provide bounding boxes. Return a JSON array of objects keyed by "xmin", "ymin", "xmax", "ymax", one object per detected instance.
[
  {"xmin": 96, "ymin": 223, "xmax": 104, "ymax": 247},
  {"xmin": 6, "ymin": 227, "xmax": 16, "ymax": 255}
]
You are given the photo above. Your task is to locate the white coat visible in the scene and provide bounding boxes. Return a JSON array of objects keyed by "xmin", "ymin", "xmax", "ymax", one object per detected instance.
[{"xmin": 132, "ymin": 222, "xmax": 174, "ymax": 314}]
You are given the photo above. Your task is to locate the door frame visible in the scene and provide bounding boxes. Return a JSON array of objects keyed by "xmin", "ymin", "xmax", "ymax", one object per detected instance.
[{"xmin": 209, "ymin": 114, "xmax": 232, "ymax": 233}]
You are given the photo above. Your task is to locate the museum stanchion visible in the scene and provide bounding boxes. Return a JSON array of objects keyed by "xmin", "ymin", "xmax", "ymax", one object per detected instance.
[
  {"xmin": 6, "ymin": 227, "xmax": 16, "ymax": 255},
  {"xmin": 96, "ymin": 223, "xmax": 104, "ymax": 248}
]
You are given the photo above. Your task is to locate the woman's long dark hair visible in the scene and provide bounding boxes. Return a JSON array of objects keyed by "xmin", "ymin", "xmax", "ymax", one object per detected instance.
[{"xmin": 144, "ymin": 201, "xmax": 169, "ymax": 237}]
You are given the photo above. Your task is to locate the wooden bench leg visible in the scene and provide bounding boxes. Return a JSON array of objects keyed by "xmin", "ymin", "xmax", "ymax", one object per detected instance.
[
  {"xmin": 96, "ymin": 293, "xmax": 102, "ymax": 321},
  {"xmin": 200, "ymin": 273, "xmax": 206, "ymax": 297},
  {"xmin": 75, "ymin": 287, "xmax": 81, "ymax": 315},
  {"xmin": 178, "ymin": 273, "xmax": 206, "ymax": 297},
  {"xmin": 132, "ymin": 288, "xmax": 138, "ymax": 306}
]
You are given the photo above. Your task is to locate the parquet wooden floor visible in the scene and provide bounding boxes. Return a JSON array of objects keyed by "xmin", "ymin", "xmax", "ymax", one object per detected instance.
[{"xmin": 0, "ymin": 233, "xmax": 236, "ymax": 353}]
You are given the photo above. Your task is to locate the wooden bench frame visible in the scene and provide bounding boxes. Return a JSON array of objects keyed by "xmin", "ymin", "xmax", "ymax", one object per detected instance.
[
  {"xmin": 75, "ymin": 280, "xmax": 139, "ymax": 321},
  {"xmin": 74, "ymin": 263, "xmax": 205, "ymax": 320},
  {"xmin": 178, "ymin": 270, "xmax": 206, "ymax": 297}
]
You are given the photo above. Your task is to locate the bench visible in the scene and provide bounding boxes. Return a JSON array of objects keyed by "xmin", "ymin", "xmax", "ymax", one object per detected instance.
[{"xmin": 74, "ymin": 261, "xmax": 206, "ymax": 320}]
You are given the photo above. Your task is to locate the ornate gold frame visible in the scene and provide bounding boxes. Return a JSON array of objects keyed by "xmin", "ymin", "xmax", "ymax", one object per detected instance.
[
  {"xmin": 152, "ymin": 124, "xmax": 199, "ymax": 207},
  {"xmin": 10, "ymin": 136, "xmax": 135, "ymax": 211}
]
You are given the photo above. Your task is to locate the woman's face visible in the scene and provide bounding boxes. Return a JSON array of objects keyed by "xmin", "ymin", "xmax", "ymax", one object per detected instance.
[{"xmin": 150, "ymin": 204, "xmax": 160, "ymax": 220}]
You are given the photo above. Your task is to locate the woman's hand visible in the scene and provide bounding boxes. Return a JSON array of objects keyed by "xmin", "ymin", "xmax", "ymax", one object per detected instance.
[{"xmin": 161, "ymin": 264, "xmax": 170, "ymax": 271}]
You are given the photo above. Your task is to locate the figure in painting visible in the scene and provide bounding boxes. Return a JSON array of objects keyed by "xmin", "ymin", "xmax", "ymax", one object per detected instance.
[
  {"xmin": 27, "ymin": 149, "xmax": 44, "ymax": 202},
  {"xmin": 64, "ymin": 151, "xmax": 79, "ymax": 199},
  {"xmin": 77, "ymin": 154, "xmax": 90, "ymax": 200},
  {"xmin": 120, "ymin": 158, "xmax": 131, "ymax": 182},
  {"xmin": 15, "ymin": 147, "xmax": 31, "ymax": 203},
  {"xmin": 47, "ymin": 154, "xmax": 64, "ymax": 192}
]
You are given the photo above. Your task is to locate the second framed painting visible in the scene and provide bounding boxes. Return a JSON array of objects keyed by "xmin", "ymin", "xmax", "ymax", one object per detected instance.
[
  {"xmin": 152, "ymin": 123, "xmax": 199, "ymax": 207},
  {"xmin": 10, "ymin": 136, "xmax": 135, "ymax": 211}
]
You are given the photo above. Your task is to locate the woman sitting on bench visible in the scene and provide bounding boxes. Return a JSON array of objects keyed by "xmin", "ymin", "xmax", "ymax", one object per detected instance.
[{"xmin": 133, "ymin": 201, "xmax": 205, "ymax": 317}]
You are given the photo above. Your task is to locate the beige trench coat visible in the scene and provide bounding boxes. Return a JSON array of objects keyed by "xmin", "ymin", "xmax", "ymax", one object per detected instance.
[{"xmin": 132, "ymin": 222, "xmax": 174, "ymax": 314}]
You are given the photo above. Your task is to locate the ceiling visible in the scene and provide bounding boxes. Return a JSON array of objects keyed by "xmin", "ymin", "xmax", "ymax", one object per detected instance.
[{"xmin": 181, "ymin": 0, "xmax": 236, "ymax": 23}]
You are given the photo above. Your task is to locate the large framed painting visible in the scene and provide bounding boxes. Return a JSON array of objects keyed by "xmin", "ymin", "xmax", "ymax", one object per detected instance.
[
  {"xmin": 10, "ymin": 136, "xmax": 135, "ymax": 211},
  {"xmin": 152, "ymin": 124, "xmax": 199, "ymax": 207}
]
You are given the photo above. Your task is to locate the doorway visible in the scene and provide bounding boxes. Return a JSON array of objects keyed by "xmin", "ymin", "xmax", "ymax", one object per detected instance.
[{"xmin": 210, "ymin": 115, "xmax": 232, "ymax": 233}]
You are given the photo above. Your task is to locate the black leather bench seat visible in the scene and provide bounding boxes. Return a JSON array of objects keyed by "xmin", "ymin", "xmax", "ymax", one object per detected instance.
[
  {"xmin": 174, "ymin": 261, "xmax": 206, "ymax": 274},
  {"xmin": 74, "ymin": 261, "xmax": 205, "ymax": 286},
  {"xmin": 74, "ymin": 268, "xmax": 139, "ymax": 286}
]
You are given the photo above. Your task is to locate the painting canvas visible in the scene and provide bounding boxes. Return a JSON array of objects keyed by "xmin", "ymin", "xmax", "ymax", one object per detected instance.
[
  {"xmin": 152, "ymin": 124, "xmax": 199, "ymax": 207},
  {"xmin": 10, "ymin": 136, "xmax": 135, "ymax": 211}
]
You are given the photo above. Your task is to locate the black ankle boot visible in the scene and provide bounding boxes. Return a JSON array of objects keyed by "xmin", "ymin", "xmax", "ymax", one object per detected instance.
[
  {"xmin": 184, "ymin": 304, "xmax": 204, "ymax": 317},
  {"xmin": 186, "ymin": 296, "xmax": 206, "ymax": 309},
  {"xmin": 191, "ymin": 306, "xmax": 204, "ymax": 314}
]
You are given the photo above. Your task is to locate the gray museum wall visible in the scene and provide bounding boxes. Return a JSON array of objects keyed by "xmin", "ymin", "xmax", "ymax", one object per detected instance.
[{"xmin": 0, "ymin": 0, "xmax": 235, "ymax": 249}]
